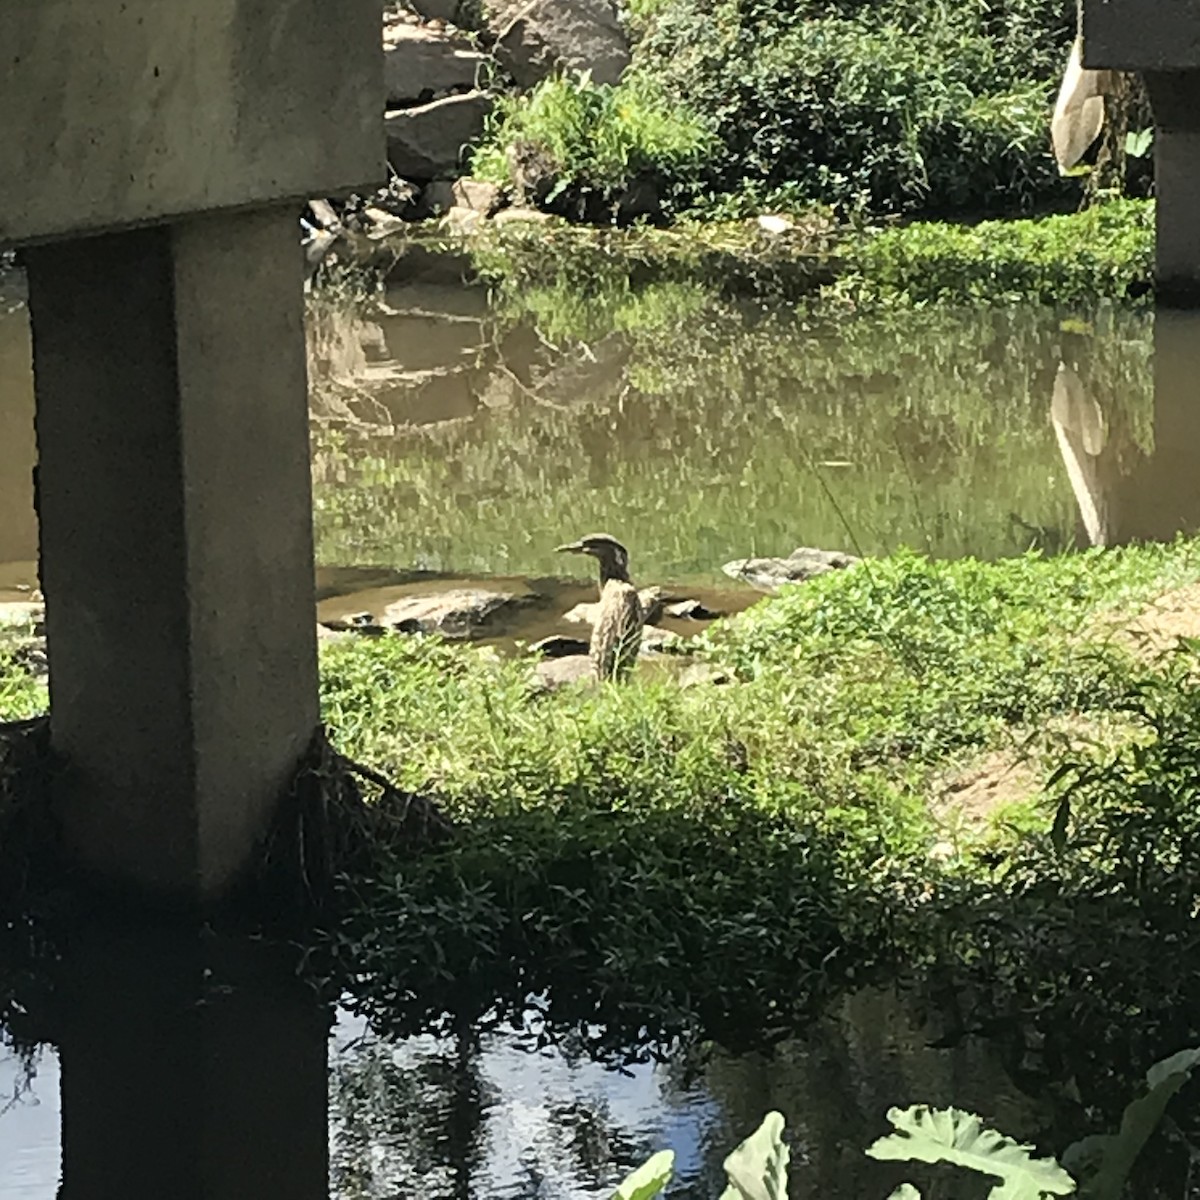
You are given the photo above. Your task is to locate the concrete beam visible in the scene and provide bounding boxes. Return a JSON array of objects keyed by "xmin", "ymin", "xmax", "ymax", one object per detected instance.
[
  {"xmin": 25, "ymin": 208, "xmax": 319, "ymax": 902},
  {"xmin": 0, "ymin": 0, "xmax": 384, "ymax": 246}
]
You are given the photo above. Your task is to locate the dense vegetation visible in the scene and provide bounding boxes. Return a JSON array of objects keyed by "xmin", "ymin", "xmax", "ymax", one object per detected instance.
[{"xmin": 473, "ymin": 0, "xmax": 1086, "ymax": 221}]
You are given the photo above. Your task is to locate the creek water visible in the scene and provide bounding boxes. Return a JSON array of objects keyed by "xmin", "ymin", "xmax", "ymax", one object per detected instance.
[{"xmin": 1, "ymin": 248, "xmax": 1199, "ymax": 1197}]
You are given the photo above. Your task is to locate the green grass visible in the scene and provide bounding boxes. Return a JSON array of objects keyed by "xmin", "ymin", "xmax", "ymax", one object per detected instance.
[{"xmin": 317, "ymin": 540, "xmax": 1200, "ymax": 1058}]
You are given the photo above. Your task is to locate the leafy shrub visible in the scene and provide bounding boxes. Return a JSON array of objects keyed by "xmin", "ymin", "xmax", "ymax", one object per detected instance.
[
  {"xmin": 632, "ymin": 0, "xmax": 1077, "ymax": 217},
  {"xmin": 845, "ymin": 199, "xmax": 1153, "ymax": 307},
  {"xmin": 471, "ymin": 73, "xmax": 713, "ymax": 220}
]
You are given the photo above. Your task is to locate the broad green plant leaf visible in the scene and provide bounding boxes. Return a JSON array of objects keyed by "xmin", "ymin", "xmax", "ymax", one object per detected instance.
[
  {"xmin": 1063, "ymin": 1047, "xmax": 1200, "ymax": 1200},
  {"xmin": 612, "ymin": 1149, "xmax": 675, "ymax": 1200},
  {"xmin": 866, "ymin": 1106, "xmax": 1075, "ymax": 1200},
  {"xmin": 719, "ymin": 1111, "xmax": 790, "ymax": 1200},
  {"xmin": 1125, "ymin": 128, "xmax": 1153, "ymax": 158}
]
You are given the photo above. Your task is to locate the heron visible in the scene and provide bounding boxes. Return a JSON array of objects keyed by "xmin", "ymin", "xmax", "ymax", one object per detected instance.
[{"xmin": 555, "ymin": 534, "xmax": 645, "ymax": 682}]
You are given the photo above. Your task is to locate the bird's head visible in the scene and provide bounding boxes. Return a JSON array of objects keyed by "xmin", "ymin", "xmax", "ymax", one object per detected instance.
[{"xmin": 556, "ymin": 533, "xmax": 631, "ymax": 582}]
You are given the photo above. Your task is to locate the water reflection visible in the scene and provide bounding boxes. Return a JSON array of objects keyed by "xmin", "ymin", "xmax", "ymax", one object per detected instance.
[
  {"xmin": 1, "ymin": 919, "xmax": 328, "ymax": 1200},
  {"xmin": 1056, "ymin": 309, "xmax": 1200, "ymax": 546}
]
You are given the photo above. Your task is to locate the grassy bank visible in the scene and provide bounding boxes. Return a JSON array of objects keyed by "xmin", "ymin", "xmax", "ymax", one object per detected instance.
[
  {"xmin": 312, "ymin": 540, "xmax": 1200, "ymax": 1091},
  {"xmin": 458, "ymin": 197, "xmax": 1154, "ymax": 310}
]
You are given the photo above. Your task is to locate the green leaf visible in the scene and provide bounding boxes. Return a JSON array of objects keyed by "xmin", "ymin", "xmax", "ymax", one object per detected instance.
[
  {"xmin": 1125, "ymin": 128, "xmax": 1153, "ymax": 158},
  {"xmin": 718, "ymin": 1112, "xmax": 790, "ymax": 1200},
  {"xmin": 612, "ymin": 1149, "xmax": 675, "ymax": 1200},
  {"xmin": 866, "ymin": 1106, "xmax": 1075, "ymax": 1200},
  {"xmin": 1067, "ymin": 1047, "xmax": 1200, "ymax": 1200},
  {"xmin": 1050, "ymin": 794, "xmax": 1071, "ymax": 854}
]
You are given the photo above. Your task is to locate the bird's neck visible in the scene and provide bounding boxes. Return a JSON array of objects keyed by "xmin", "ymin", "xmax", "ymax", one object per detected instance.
[{"xmin": 599, "ymin": 562, "xmax": 630, "ymax": 587}]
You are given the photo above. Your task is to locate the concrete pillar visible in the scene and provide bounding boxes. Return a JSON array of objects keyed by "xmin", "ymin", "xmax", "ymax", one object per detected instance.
[
  {"xmin": 25, "ymin": 208, "xmax": 319, "ymax": 902},
  {"xmin": 1080, "ymin": 0, "xmax": 1200, "ymax": 303},
  {"xmin": 56, "ymin": 921, "xmax": 329, "ymax": 1200}
]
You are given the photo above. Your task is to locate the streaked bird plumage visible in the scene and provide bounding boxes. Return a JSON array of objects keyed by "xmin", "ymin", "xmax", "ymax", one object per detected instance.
[{"xmin": 556, "ymin": 534, "xmax": 645, "ymax": 682}]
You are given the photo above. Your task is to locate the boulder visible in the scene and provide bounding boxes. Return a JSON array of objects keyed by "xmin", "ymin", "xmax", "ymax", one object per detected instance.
[
  {"xmin": 664, "ymin": 598, "xmax": 722, "ymax": 621},
  {"xmin": 722, "ymin": 548, "xmax": 859, "ymax": 591},
  {"xmin": 408, "ymin": 0, "xmax": 471, "ymax": 24},
  {"xmin": 531, "ymin": 654, "xmax": 595, "ymax": 691},
  {"xmin": 485, "ymin": 0, "xmax": 630, "ymax": 87},
  {"xmin": 384, "ymin": 25, "xmax": 488, "ymax": 105},
  {"xmin": 452, "ymin": 178, "xmax": 504, "ymax": 213},
  {"xmin": 377, "ymin": 588, "xmax": 523, "ymax": 638},
  {"xmin": 530, "ymin": 634, "xmax": 590, "ymax": 658},
  {"xmin": 386, "ymin": 92, "xmax": 494, "ymax": 181}
]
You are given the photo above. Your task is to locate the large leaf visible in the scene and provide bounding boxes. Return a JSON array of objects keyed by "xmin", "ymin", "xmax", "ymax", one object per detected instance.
[
  {"xmin": 866, "ymin": 1106, "xmax": 1075, "ymax": 1200},
  {"xmin": 718, "ymin": 1112, "xmax": 790, "ymax": 1200},
  {"xmin": 1064, "ymin": 1047, "xmax": 1200, "ymax": 1200},
  {"xmin": 613, "ymin": 1149, "xmax": 675, "ymax": 1200}
]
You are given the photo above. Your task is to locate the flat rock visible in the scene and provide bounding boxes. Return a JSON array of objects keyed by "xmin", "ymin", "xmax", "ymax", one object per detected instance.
[
  {"xmin": 722, "ymin": 547, "xmax": 860, "ymax": 591},
  {"xmin": 489, "ymin": 205, "xmax": 553, "ymax": 226},
  {"xmin": 379, "ymin": 587, "xmax": 522, "ymax": 638},
  {"xmin": 452, "ymin": 177, "xmax": 504, "ymax": 213},
  {"xmin": 384, "ymin": 24, "xmax": 487, "ymax": 104},
  {"xmin": 485, "ymin": 0, "xmax": 630, "ymax": 87},
  {"xmin": 531, "ymin": 654, "xmax": 595, "ymax": 691},
  {"xmin": 664, "ymin": 599, "xmax": 722, "ymax": 621},
  {"xmin": 386, "ymin": 92, "xmax": 494, "ymax": 181}
]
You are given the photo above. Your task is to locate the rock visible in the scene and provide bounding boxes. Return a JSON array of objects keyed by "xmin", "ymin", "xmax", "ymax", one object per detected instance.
[
  {"xmin": 452, "ymin": 178, "xmax": 504, "ymax": 213},
  {"xmin": 307, "ymin": 198, "xmax": 341, "ymax": 230},
  {"xmin": 485, "ymin": 0, "xmax": 630, "ymax": 87},
  {"xmin": 418, "ymin": 179, "xmax": 458, "ymax": 217},
  {"xmin": 722, "ymin": 547, "xmax": 860, "ymax": 592},
  {"xmin": 408, "ymin": 0, "xmax": 469, "ymax": 23},
  {"xmin": 386, "ymin": 92, "xmax": 494, "ymax": 182},
  {"xmin": 489, "ymin": 205, "xmax": 553, "ymax": 226},
  {"xmin": 530, "ymin": 634, "xmax": 590, "ymax": 658},
  {"xmin": 664, "ymin": 599, "xmax": 722, "ymax": 621},
  {"xmin": 361, "ymin": 206, "xmax": 409, "ymax": 239},
  {"xmin": 384, "ymin": 24, "xmax": 487, "ymax": 105},
  {"xmin": 442, "ymin": 205, "xmax": 486, "ymax": 234},
  {"xmin": 379, "ymin": 587, "xmax": 522, "ymax": 638},
  {"xmin": 531, "ymin": 654, "xmax": 595, "ymax": 691},
  {"xmin": 677, "ymin": 662, "xmax": 733, "ymax": 688}
]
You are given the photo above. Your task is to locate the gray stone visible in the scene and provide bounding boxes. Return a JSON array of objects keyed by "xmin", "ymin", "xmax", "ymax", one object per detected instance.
[
  {"xmin": 418, "ymin": 179, "xmax": 458, "ymax": 217},
  {"xmin": 485, "ymin": 0, "xmax": 630, "ymax": 88},
  {"xmin": 379, "ymin": 587, "xmax": 522, "ymax": 638},
  {"xmin": 664, "ymin": 598, "xmax": 722, "ymax": 621},
  {"xmin": 722, "ymin": 547, "xmax": 860, "ymax": 592},
  {"xmin": 530, "ymin": 634, "xmax": 590, "ymax": 657},
  {"xmin": 384, "ymin": 25, "xmax": 487, "ymax": 105},
  {"xmin": 531, "ymin": 654, "xmax": 595, "ymax": 691},
  {"xmin": 452, "ymin": 177, "xmax": 504, "ymax": 213},
  {"xmin": 386, "ymin": 92, "xmax": 494, "ymax": 181},
  {"xmin": 409, "ymin": 0, "xmax": 468, "ymax": 23}
]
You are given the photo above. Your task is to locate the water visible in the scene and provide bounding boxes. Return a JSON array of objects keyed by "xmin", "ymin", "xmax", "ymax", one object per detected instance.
[
  {"xmin": 1, "ymin": 981, "xmax": 1043, "ymax": 1200},
  {"xmin": 6, "ymin": 254, "xmax": 1200, "ymax": 639}
]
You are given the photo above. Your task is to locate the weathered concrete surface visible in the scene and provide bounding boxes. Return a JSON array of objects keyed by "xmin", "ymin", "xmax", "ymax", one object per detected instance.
[
  {"xmin": 26, "ymin": 209, "xmax": 320, "ymax": 901},
  {"xmin": 0, "ymin": 303, "xmax": 37, "ymax": 568},
  {"xmin": 1080, "ymin": 0, "xmax": 1200, "ymax": 71},
  {"xmin": 386, "ymin": 92, "xmax": 495, "ymax": 179},
  {"xmin": 0, "ymin": 0, "xmax": 384, "ymax": 247}
]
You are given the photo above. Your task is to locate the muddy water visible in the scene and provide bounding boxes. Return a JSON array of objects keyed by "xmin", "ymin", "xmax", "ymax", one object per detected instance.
[{"xmin": 5, "ymin": 256, "xmax": 1200, "ymax": 651}]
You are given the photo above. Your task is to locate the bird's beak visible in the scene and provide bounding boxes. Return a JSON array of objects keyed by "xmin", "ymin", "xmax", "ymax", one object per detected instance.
[{"xmin": 555, "ymin": 541, "xmax": 585, "ymax": 554}]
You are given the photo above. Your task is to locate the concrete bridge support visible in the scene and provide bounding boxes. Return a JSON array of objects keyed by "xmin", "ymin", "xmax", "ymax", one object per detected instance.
[
  {"xmin": 1081, "ymin": 0, "xmax": 1200, "ymax": 303},
  {"xmin": 1, "ymin": 1, "xmax": 383, "ymax": 903}
]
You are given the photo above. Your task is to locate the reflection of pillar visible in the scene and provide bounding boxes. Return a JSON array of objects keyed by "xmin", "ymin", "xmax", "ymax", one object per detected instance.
[
  {"xmin": 1051, "ymin": 362, "xmax": 1110, "ymax": 546},
  {"xmin": 0, "ymin": 302, "xmax": 37, "ymax": 569},
  {"xmin": 1112, "ymin": 309, "xmax": 1200, "ymax": 540},
  {"xmin": 56, "ymin": 922, "xmax": 329, "ymax": 1200},
  {"xmin": 26, "ymin": 212, "xmax": 319, "ymax": 901}
]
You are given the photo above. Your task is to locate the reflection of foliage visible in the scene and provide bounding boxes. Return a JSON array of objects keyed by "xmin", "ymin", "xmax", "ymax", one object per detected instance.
[{"xmin": 311, "ymin": 296, "xmax": 1154, "ymax": 581}]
